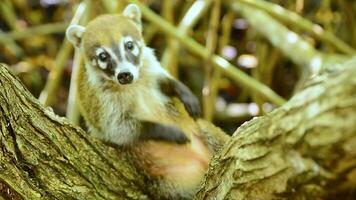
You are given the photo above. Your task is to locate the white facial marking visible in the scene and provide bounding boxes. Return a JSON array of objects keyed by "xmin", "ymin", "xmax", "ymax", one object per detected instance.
[
  {"xmin": 143, "ymin": 47, "xmax": 169, "ymax": 76},
  {"xmin": 137, "ymin": 41, "xmax": 142, "ymax": 48},
  {"xmin": 131, "ymin": 45, "xmax": 139, "ymax": 57},
  {"xmin": 103, "ymin": 47, "xmax": 119, "ymax": 64},
  {"xmin": 123, "ymin": 36, "xmax": 133, "ymax": 44},
  {"xmin": 120, "ymin": 39, "xmax": 127, "ymax": 62}
]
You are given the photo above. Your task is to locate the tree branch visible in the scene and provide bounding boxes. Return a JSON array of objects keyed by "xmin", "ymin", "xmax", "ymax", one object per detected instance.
[
  {"xmin": 0, "ymin": 64, "xmax": 147, "ymax": 199},
  {"xmin": 196, "ymin": 58, "xmax": 356, "ymax": 199}
]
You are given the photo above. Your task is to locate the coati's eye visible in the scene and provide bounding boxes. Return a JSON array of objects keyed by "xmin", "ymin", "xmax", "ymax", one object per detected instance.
[
  {"xmin": 125, "ymin": 41, "xmax": 134, "ymax": 50},
  {"xmin": 98, "ymin": 52, "xmax": 109, "ymax": 62}
]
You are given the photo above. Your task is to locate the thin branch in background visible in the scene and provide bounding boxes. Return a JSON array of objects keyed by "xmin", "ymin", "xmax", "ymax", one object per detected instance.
[
  {"xmin": 143, "ymin": 24, "xmax": 159, "ymax": 44},
  {"xmin": 0, "ymin": 29, "xmax": 24, "ymax": 58},
  {"xmin": 236, "ymin": 0, "xmax": 356, "ymax": 55},
  {"xmin": 102, "ymin": 0, "xmax": 126, "ymax": 13},
  {"xmin": 337, "ymin": 0, "xmax": 356, "ymax": 48},
  {"xmin": 230, "ymin": 1, "xmax": 352, "ymax": 93},
  {"xmin": 231, "ymin": 2, "xmax": 320, "ymax": 80},
  {"xmin": 209, "ymin": 11, "xmax": 234, "ymax": 118},
  {"xmin": 128, "ymin": 0, "xmax": 286, "ymax": 106},
  {"xmin": 0, "ymin": 0, "xmax": 21, "ymax": 31},
  {"xmin": 66, "ymin": 51, "xmax": 82, "ymax": 125},
  {"xmin": 38, "ymin": 40, "xmax": 73, "ymax": 106},
  {"xmin": 39, "ymin": 2, "xmax": 88, "ymax": 106},
  {"xmin": 202, "ymin": 0, "xmax": 221, "ymax": 121},
  {"xmin": 66, "ymin": 0, "xmax": 93, "ymax": 124},
  {"xmin": 0, "ymin": 0, "xmax": 24, "ymax": 58},
  {"xmin": 252, "ymin": 40, "xmax": 280, "ymax": 115},
  {"xmin": 161, "ymin": 0, "xmax": 178, "ymax": 77},
  {"xmin": 176, "ymin": 0, "xmax": 212, "ymax": 34},
  {"xmin": 101, "ymin": 0, "xmax": 118, "ymax": 13},
  {"xmin": 252, "ymin": 41, "xmax": 267, "ymax": 113},
  {"xmin": 295, "ymin": 0, "xmax": 304, "ymax": 13},
  {"xmin": 160, "ymin": 0, "xmax": 212, "ymax": 74},
  {"xmin": 0, "ymin": 22, "xmax": 69, "ymax": 41}
]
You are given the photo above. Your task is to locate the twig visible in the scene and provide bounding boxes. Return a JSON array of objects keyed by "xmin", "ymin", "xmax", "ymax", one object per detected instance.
[
  {"xmin": 65, "ymin": 0, "xmax": 93, "ymax": 124},
  {"xmin": 66, "ymin": 51, "xmax": 83, "ymax": 125},
  {"xmin": 38, "ymin": 40, "xmax": 73, "ymax": 106},
  {"xmin": 101, "ymin": 0, "xmax": 117, "ymax": 13},
  {"xmin": 0, "ymin": 29, "xmax": 24, "ymax": 58},
  {"xmin": 161, "ymin": 0, "xmax": 178, "ymax": 76},
  {"xmin": 128, "ymin": 0, "xmax": 286, "ymax": 106},
  {"xmin": 0, "ymin": 0, "xmax": 24, "ymax": 58},
  {"xmin": 208, "ymin": 11, "xmax": 234, "ymax": 117},
  {"xmin": 177, "ymin": 0, "xmax": 213, "ymax": 33},
  {"xmin": 202, "ymin": 0, "xmax": 221, "ymax": 121},
  {"xmin": 337, "ymin": 0, "xmax": 356, "ymax": 48},
  {"xmin": 39, "ymin": 2, "xmax": 88, "ymax": 106},
  {"xmin": 251, "ymin": 40, "xmax": 280, "ymax": 114},
  {"xmin": 236, "ymin": 0, "xmax": 356, "ymax": 55},
  {"xmin": 0, "ymin": 22, "xmax": 69, "ymax": 41},
  {"xmin": 0, "ymin": 0, "xmax": 20, "ymax": 31},
  {"xmin": 143, "ymin": 24, "xmax": 159, "ymax": 44},
  {"xmin": 231, "ymin": 2, "xmax": 319, "ymax": 80},
  {"xmin": 160, "ymin": 0, "xmax": 213, "ymax": 75}
]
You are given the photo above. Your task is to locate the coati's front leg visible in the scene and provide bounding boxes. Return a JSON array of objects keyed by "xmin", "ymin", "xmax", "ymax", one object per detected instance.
[
  {"xmin": 139, "ymin": 121, "xmax": 189, "ymax": 144},
  {"xmin": 159, "ymin": 78, "xmax": 201, "ymax": 118}
]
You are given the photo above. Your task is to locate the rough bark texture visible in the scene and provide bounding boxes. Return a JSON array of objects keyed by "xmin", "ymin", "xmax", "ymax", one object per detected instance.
[
  {"xmin": 196, "ymin": 58, "xmax": 356, "ymax": 199},
  {"xmin": 0, "ymin": 57, "xmax": 356, "ymax": 200},
  {"xmin": 0, "ymin": 64, "xmax": 148, "ymax": 199}
]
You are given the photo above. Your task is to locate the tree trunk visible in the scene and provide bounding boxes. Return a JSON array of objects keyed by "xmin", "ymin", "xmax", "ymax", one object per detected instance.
[
  {"xmin": 0, "ymin": 64, "xmax": 148, "ymax": 199},
  {"xmin": 1, "ymin": 57, "xmax": 356, "ymax": 199},
  {"xmin": 196, "ymin": 58, "xmax": 356, "ymax": 199}
]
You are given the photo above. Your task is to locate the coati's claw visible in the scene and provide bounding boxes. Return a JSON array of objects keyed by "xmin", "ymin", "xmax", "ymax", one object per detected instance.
[
  {"xmin": 180, "ymin": 92, "xmax": 201, "ymax": 118},
  {"xmin": 160, "ymin": 78, "xmax": 201, "ymax": 118}
]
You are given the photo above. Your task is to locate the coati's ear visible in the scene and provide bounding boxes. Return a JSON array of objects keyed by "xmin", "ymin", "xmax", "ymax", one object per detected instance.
[
  {"xmin": 66, "ymin": 25, "xmax": 86, "ymax": 48},
  {"xmin": 123, "ymin": 4, "xmax": 142, "ymax": 30}
]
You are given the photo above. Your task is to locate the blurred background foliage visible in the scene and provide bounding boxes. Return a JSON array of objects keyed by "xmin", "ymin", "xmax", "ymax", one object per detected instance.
[{"xmin": 0, "ymin": 0, "xmax": 355, "ymax": 134}]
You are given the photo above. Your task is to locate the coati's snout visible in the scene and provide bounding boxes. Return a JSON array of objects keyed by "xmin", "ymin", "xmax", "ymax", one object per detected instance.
[{"xmin": 117, "ymin": 70, "xmax": 133, "ymax": 84}]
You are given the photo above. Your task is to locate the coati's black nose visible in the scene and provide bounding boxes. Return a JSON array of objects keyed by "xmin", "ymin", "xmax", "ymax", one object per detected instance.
[{"xmin": 117, "ymin": 71, "xmax": 133, "ymax": 84}]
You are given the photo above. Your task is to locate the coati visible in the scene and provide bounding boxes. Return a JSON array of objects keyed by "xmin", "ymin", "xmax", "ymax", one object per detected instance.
[{"xmin": 66, "ymin": 4, "xmax": 228, "ymax": 199}]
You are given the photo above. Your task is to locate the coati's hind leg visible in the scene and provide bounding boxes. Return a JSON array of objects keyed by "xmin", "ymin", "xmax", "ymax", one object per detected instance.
[{"xmin": 139, "ymin": 121, "xmax": 189, "ymax": 144}]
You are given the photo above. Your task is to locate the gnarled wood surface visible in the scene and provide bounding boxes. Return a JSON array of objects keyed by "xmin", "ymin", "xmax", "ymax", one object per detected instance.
[
  {"xmin": 0, "ymin": 64, "xmax": 148, "ymax": 199},
  {"xmin": 196, "ymin": 58, "xmax": 356, "ymax": 199}
]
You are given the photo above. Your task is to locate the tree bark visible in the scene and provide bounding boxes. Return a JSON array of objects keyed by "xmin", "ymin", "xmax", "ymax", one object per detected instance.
[
  {"xmin": 1, "ymin": 57, "xmax": 356, "ymax": 200},
  {"xmin": 196, "ymin": 58, "xmax": 356, "ymax": 199},
  {"xmin": 0, "ymin": 64, "xmax": 148, "ymax": 199}
]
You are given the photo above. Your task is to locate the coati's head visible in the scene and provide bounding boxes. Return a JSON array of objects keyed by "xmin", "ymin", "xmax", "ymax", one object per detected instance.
[{"xmin": 66, "ymin": 4, "xmax": 143, "ymax": 85}]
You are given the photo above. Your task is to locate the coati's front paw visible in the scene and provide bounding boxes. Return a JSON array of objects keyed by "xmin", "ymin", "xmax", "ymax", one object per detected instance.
[
  {"xmin": 180, "ymin": 93, "xmax": 201, "ymax": 118},
  {"xmin": 140, "ymin": 122, "xmax": 189, "ymax": 144},
  {"xmin": 160, "ymin": 78, "xmax": 202, "ymax": 118}
]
